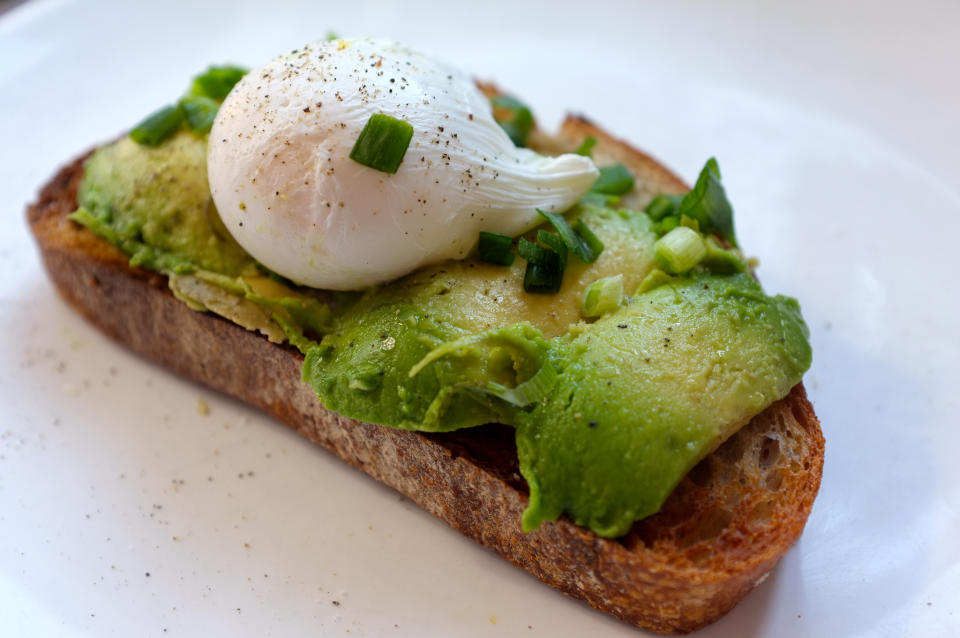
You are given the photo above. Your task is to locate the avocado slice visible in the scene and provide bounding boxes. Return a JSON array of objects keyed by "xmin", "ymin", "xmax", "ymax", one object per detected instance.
[{"xmin": 71, "ymin": 129, "xmax": 811, "ymax": 538}]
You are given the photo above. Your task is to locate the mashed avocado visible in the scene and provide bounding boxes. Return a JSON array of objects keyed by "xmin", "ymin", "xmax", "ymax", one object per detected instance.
[
  {"xmin": 72, "ymin": 122, "xmax": 810, "ymax": 538},
  {"xmin": 73, "ymin": 132, "xmax": 254, "ymax": 276},
  {"xmin": 73, "ymin": 131, "xmax": 334, "ymax": 342}
]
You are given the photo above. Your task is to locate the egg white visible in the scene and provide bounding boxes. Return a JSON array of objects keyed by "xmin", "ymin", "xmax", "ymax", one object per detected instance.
[{"xmin": 208, "ymin": 38, "xmax": 598, "ymax": 290}]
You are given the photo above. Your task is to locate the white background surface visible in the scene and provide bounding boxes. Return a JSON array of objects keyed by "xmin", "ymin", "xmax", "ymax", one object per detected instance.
[{"xmin": 2, "ymin": 1, "xmax": 958, "ymax": 636}]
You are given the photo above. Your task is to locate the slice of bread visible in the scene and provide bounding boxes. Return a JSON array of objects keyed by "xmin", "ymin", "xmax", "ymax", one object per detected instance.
[{"xmin": 26, "ymin": 116, "xmax": 824, "ymax": 634}]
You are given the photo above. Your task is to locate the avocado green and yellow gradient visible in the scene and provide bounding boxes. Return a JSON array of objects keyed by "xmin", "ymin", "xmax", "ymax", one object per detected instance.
[{"xmin": 72, "ymin": 129, "xmax": 809, "ymax": 538}]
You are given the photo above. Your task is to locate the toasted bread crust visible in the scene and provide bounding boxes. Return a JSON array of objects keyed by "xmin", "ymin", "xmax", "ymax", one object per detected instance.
[{"xmin": 27, "ymin": 124, "xmax": 823, "ymax": 634}]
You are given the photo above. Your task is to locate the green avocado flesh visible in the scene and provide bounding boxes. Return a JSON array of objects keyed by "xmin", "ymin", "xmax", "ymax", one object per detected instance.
[
  {"xmin": 72, "ymin": 129, "xmax": 811, "ymax": 538},
  {"xmin": 74, "ymin": 133, "xmax": 254, "ymax": 276}
]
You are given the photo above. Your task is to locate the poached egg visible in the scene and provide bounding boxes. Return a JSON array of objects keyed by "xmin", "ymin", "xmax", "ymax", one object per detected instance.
[{"xmin": 208, "ymin": 38, "xmax": 598, "ymax": 290}]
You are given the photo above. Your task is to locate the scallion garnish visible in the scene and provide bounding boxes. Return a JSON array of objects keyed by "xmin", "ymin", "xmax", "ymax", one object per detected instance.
[
  {"xmin": 582, "ymin": 274, "xmax": 624, "ymax": 318},
  {"xmin": 518, "ymin": 238, "xmax": 564, "ymax": 294},
  {"xmin": 477, "ymin": 231, "xmax": 515, "ymax": 266},
  {"xmin": 490, "ymin": 94, "xmax": 534, "ymax": 147},
  {"xmin": 653, "ymin": 216, "xmax": 680, "ymax": 235},
  {"xmin": 130, "ymin": 104, "xmax": 184, "ymax": 146},
  {"xmin": 518, "ymin": 237, "xmax": 551, "ymax": 263},
  {"xmin": 575, "ymin": 136, "xmax": 597, "ymax": 156},
  {"xmin": 349, "ymin": 113, "xmax": 414, "ymax": 174},
  {"xmin": 654, "ymin": 226, "xmax": 707, "ymax": 274},
  {"xmin": 524, "ymin": 260, "xmax": 564, "ymax": 294},
  {"xmin": 130, "ymin": 65, "xmax": 248, "ymax": 146},
  {"xmin": 590, "ymin": 163, "xmax": 634, "ymax": 196},
  {"xmin": 645, "ymin": 194, "xmax": 682, "ymax": 221},
  {"xmin": 571, "ymin": 219, "xmax": 604, "ymax": 261},
  {"xmin": 179, "ymin": 95, "xmax": 219, "ymax": 133},
  {"xmin": 536, "ymin": 209, "xmax": 603, "ymax": 263},
  {"xmin": 536, "ymin": 230, "xmax": 568, "ymax": 271},
  {"xmin": 675, "ymin": 157, "xmax": 738, "ymax": 247},
  {"xmin": 190, "ymin": 66, "xmax": 248, "ymax": 100}
]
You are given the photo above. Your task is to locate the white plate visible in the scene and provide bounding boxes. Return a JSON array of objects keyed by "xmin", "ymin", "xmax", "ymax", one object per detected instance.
[{"xmin": 1, "ymin": 1, "xmax": 958, "ymax": 636}]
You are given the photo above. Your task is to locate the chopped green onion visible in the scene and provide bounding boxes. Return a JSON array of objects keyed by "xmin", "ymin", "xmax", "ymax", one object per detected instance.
[
  {"xmin": 130, "ymin": 104, "xmax": 184, "ymax": 146},
  {"xmin": 349, "ymin": 113, "xmax": 414, "ymax": 174},
  {"xmin": 676, "ymin": 157, "xmax": 738, "ymax": 247},
  {"xmin": 653, "ymin": 216, "xmax": 680, "ymax": 235},
  {"xmin": 518, "ymin": 238, "xmax": 564, "ymax": 294},
  {"xmin": 591, "ymin": 163, "xmax": 634, "ymax": 196},
  {"xmin": 636, "ymin": 269, "xmax": 674, "ymax": 294},
  {"xmin": 575, "ymin": 136, "xmax": 596, "ymax": 156},
  {"xmin": 536, "ymin": 209, "xmax": 603, "ymax": 263},
  {"xmin": 700, "ymin": 236, "xmax": 747, "ymax": 274},
  {"xmin": 536, "ymin": 230, "xmax": 568, "ymax": 270},
  {"xmin": 654, "ymin": 226, "xmax": 707, "ymax": 274},
  {"xmin": 490, "ymin": 94, "xmax": 534, "ymax": 147},
  {"xmin": 572, "ymin": 219, "xmax": 604, "ymax": 261},
  {"xmin": 477, "ymin": 231, "xmax": 515, "ymax": 266},
  {"xmin": 324, "ymin": 31, "xmax": 340, "ymax": 41},
  {"xmin": 179, "ymin": 95, "xmax": 219, "ymax": 132},
  {"xmin": 486, "ymin": 361, "xmax": 558, "ymax": 407},
  {"xmin": 190, "ymin": 66, "xmax": 248, "ymax": 100},
  {"xmin": 523, "ymin": 260, "xmax": 564, "ymax": 294},
  {"xmin": 645, "ymin": 194, "xmax": 682, "ymax": 221},
  {"xmin": 582, "ymin": 274, "xmax": 624, "ymax": 318},
  {"xmin": 518, "ymin": 237, "xmax": 550, "ymax": 262}
]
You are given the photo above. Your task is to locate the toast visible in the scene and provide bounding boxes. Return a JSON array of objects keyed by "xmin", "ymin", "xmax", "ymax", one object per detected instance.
[{"xmin": 27, "ymin": 115, "xmax": 824, "ymax": 634}]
